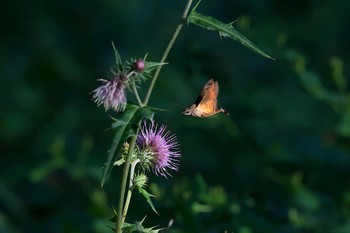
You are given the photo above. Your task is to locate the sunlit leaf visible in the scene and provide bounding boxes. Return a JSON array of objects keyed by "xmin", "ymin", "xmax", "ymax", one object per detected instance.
[
  {"xmin": 101, "ymin": 104, "xmax": 153, "ymax": 187},
  {"xmin": 113, "ymin": 157, "xmax": 125, "ymax": 166},
  {"xmin": 187, "ymin": 2, "xmax": 274, "ymax": 60}
]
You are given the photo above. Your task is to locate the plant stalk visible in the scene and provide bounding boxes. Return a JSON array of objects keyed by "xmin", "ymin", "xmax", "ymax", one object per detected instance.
[
  {"xmin": 143, "ymin": 0, "xmax": 193, "ymax": 106},
  {"xmin": 115, "ymin": 1, "xmax": 193, "ymax": 231},
  {"xmin": 115, "ymin": 131, "xmax": 139, "ymax": 233},
  {"xmin": 121, "ymin": 159, "xmax": 140, "ymax": 225},
  {"xmin": 132, "ymin": 84, "xmax": 143, "ymax": 107}
]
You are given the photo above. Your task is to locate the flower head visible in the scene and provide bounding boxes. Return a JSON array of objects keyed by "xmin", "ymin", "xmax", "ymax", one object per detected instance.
[
  {"xmin": 137, "ymin": 121, "xmax": 181, "ymax": 177},
  {"xmin": 91, "ymin": 75, "xmax": 127, "ymax": 112}
]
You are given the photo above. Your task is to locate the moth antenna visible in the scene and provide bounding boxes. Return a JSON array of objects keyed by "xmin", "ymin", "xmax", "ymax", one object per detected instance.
[
  {"xmin": 167, "ymin": 109, "xmax": 184, "ymax": 125},
  {"xmin": 172, "ymin": 102, "xmax": 185, "ymax": 109}
]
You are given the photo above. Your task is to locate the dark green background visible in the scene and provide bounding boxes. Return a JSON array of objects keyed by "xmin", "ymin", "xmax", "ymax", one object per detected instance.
[{"xmin": 1, "ymin": 0, "xmax": 350, "ymax": 232}]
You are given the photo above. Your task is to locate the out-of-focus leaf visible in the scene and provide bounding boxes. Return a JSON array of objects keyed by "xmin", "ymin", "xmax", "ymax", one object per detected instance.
[
  {"xmin": 331, "ymin": 219, "xmax": 350, "ymax": 233},
  {"xmin": 187, "ymin": 2, "xmax": 274, "ymax": 60},
  {"xmin": 338, "ymin": 106, "xmax": 350, "ymax": 137},
  {"xmin": 298, "ymin": 70, "xmax": 347, "ymax": 111},
  {"xmin": 29, "ymin": 163, "xmax": 60, "ymax": 182},
  {"xmin": 101, "ymin": 104, "xmax": 153, "ymax": 187},
  {"xmin": 330, "ymin": 56, "xmax": 347, "ymax": 94},
  {"xmin": 298, "ymin": 71, "xmax": 328, "ymax": 100}
]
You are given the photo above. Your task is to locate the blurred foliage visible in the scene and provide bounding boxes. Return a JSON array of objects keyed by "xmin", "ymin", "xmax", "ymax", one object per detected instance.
[{"xmin": 1, "ymin": 0, "xmax": 350, "ymax": 232}]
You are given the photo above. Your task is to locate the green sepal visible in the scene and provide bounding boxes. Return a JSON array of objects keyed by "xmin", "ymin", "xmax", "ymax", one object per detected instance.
[
  {"xmin": 144, "ymin": 61, "xmax": 167, "ymax": 73},
  {"xmin": 187, "ymin": 1, "xmax": 274, "ymax": 60},
  {"xmin": 133, "ymin": 61, "xmax": 167, "ymax": 84},
  {"xmin": 101, "ymin": 104, "xmax": 154, "ymax": 187}
]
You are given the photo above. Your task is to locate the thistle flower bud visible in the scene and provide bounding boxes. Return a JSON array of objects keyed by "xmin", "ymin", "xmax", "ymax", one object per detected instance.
[
  {"xmin": 133, "ymin": 60, "xmax": 145, "ymax": 73},
  {"xmin": 133, "ymin": 173, "xmax": 148, "ymax": 189}
]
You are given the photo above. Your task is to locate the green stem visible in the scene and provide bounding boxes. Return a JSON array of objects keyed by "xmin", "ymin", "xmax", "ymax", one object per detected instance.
[
  {"xmin": 127, "ymin": 70, "xmax": 143, "ymax": 107},
  {"xmin": 121, "ymin": 159, "xmax": 140, "ymax": 225},
  {"xmin": 132, "ymin": 84, "xmax": 143, "ymax": 107},
  {"xmin": 115, "ymin": 1, "xmax": 194, "ymax": 232},
  {"xmin": 142, "ymin": 0, "xmax": 193, "ymax": 106},
  {"xmin": 115, "ymin": 131, "xmax": 139, "ymax": 233}
]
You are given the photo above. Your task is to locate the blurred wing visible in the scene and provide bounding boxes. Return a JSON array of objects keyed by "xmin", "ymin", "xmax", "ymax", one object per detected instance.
[{"xmin": 195, "ymin": 79, "xmax": 219, "ymax": 116}]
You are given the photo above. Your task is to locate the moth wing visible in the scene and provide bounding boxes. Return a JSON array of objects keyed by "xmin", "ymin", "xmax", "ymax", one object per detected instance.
[
  {"xmin": 202, "ymin": 79, "xmax": 218, "ymax": 101},
  {"xmin": 192, "ymin": 92, "xmax": 204, "ymax": 107},
  {"xmin": 195, "ymin": 99, "xmax": 218, "ymax": 117},
  {"xmin": 191, "ymin": 79, "xmax": 214, "ymax": 106},
  {"xmin": 195, "ymin": 79, "xmax": 219, "ymax": 116}
]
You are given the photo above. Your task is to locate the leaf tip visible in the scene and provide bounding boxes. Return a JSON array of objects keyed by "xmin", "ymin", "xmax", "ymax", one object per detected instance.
[
  {"xmin": 266, "ymin": 54, "xmax": 276, "ymax": 61},
  {"xmin": 192, "ymin": 0, "xmax": 202, "ymax": 11}
]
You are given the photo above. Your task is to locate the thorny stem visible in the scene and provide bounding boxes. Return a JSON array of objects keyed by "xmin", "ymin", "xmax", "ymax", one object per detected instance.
[
  {"xmin": 121, "ymin": 159, "xmax": 140, "ymax": 225},
  {"xmin": 115, "ymin": 130, "xmax": 139, "ymax": 233},
  {"xmin": 115, "ymin": 1, "xmax": 193, "ymax": 232},
  {"xmin": 143, "ymin": 0, "xmax": 193, "ymax": 106}
]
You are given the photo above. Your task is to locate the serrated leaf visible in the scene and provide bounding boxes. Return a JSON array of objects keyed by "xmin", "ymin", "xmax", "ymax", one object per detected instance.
[
  {"xmin": 123, "ymin": 216, "xmax": 163, "ymax": 233},
  {"xmin": 101, "ymin": 104, "xmax": 154, "ymax": 187},
  {"xmin": 187, "ymin": 3, "xmax": 274, "ymax": 60},
  {"xmin": 139, "ymin": 188, "xmax": 158, "ymax": 215}
]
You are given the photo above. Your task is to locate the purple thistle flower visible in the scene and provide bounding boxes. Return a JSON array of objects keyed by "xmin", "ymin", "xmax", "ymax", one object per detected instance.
[
  {"xmin": 137, "ymin": 121, "xmax": 181, "ymax": 178},
  {"xmin": 91, "ymin": 76, "xmax": 127, "ymax": 112}
]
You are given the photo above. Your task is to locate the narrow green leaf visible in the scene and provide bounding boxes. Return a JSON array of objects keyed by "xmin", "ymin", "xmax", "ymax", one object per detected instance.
[
  {"xmin": 139, "ymin": 188, "xmax": 158, "ymax": 215},
  {"xmin": 112, "ymin": 41, "xmax": 123, "ymax": 71},
  {"xmin": 144, "ymin": 61, "xmax": 167, "ymax": 73},
  {"xmin": 187, "ymin": 5, "xmax": 274, "ymax": 60},
  {"xmin": 100, "ymin": 104, "xmax": 153, "ymax": 187},
  {"xmin": 338, "ymin": 107, "xmax": 350, "ymax": 137}
]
